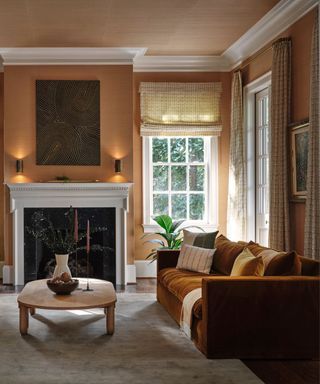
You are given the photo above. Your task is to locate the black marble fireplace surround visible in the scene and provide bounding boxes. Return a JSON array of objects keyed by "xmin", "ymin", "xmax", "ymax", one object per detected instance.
[{"xmin": 24, "ymin": 208, "xmax": 116, "ymax": 284}]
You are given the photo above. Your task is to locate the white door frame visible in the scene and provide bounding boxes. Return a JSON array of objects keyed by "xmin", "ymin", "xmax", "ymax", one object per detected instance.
[{"xmin": 243, "ymin": 72, "xmax": 271, "ymax": 242}]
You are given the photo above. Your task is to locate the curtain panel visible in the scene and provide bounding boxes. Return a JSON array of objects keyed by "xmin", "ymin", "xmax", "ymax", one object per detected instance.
[
  {"xmin": 139, "ymin": 82, "xmax": 222, "ymax": 136},
  {"xmin": 269, "ymin": 38, "xmax": 292, "ymax": 251},
  {"xmin": 304, "ymin": 9, "xmax": 320, "ymax": 260},
  {"xmin": 227, "ymin": 71, "xmax": 247, "ymax": 241}
]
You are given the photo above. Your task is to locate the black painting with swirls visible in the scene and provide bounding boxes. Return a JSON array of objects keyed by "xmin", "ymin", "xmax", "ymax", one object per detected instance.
[{"xmin": 36, "ymin": 80, "xmax": 100, "ymax": 165}]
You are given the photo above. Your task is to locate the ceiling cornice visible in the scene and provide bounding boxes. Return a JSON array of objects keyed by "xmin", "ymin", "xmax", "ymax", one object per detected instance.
[
  {"xmin": 0, "ymin": 47, "xmax": 147, "ymax": 67},
  {"xmin": 133, "ymin": 55, "xmax": 231, "ymax": 72},
  {"xmin": 222, "ymin": 0, "xmax": 318, "ymax": 67},
  {"xmin": 0, "ymin": 0, "xmax": 317, "ymax": 73}
]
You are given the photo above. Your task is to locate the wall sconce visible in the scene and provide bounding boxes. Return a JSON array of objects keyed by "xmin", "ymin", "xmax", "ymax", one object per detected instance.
[
  {"xmin": 16, "ymin": 159, "xmax": 24, "ymax": 173},
  {"xmin": 114, "ymin": 159, "xmax": 122, "ymax": 173}
]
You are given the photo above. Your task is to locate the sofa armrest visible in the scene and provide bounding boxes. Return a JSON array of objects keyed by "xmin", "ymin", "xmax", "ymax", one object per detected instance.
[
  {"xmin": 201, "ymin": 276, "xmax": 320, "ymax": 359},
  {"xmin": 157, "ymin": 249, "xmax": 180, "ymax": 273}
]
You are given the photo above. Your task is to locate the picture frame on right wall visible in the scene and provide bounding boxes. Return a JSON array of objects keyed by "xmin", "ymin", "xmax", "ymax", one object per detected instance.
[{"xmin": 290, "ymin": 121, "xmax": 309, "ymax": 200}]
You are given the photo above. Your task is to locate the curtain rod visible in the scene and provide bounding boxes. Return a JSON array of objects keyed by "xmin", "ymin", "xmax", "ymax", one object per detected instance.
[{"xmin": 234, "ymin": 45, "xmax": 273, "ymax": 72}]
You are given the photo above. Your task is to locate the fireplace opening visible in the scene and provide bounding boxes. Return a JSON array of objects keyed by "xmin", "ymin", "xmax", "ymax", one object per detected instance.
[{"xmin": 24, "ymin": 207, "xmax": 116, "ymax": 284}]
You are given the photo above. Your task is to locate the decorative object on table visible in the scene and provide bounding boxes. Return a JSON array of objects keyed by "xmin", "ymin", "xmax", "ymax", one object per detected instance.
[
  {"xmin": 290, "ymin": 120, "xmax": 309, "ymax": 199},
  {"xmin": 74, "ymin": 208, "xmax": 79, "ymax": 277},
  {"xmin": 142, "ymin": 214, "xmax": 203, "ymax": 262},
  {"xmin": 26, "ymin": 207, "xmax": 108, "ymax": 280},
  {"xmin": 52, "ymin": 254, "xmax": 72, "ymax": 278},
  {"xmin": 83, "ymin": 219, "xmax": 93, "ymax": 291},
  {"xmin": 47, "ymin": 272, "xmax": 79, "ymax": 295},
  {"xmin": 36, "ymin": 80, "xmax": 100, "ymax": 165}
]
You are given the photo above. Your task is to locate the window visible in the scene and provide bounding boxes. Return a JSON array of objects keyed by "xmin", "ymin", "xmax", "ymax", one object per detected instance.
[
  {"xmin": 140, "ymin": 82, "xmax": 221, "ymax": 232},
  {"xmin": 143, "ymin": 136, "xmax": 218, "ymax": 231}
]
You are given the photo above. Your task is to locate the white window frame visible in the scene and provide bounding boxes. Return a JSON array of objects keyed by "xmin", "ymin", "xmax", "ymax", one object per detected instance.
[
  {"xmin": 142, "ymin": 136, "xmax": 219, "ymax": 233},
  {"xmin": 244, "ymin": 71, "xmax": 271, "ymax": 242}
]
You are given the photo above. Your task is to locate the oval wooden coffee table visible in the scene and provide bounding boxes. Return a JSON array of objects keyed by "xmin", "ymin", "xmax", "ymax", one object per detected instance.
[{"xmin": 17, "ymin": 278, "xmax": 116, "ymax": 336}]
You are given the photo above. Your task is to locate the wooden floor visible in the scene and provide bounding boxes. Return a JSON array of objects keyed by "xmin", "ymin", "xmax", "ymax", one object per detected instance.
[{"xmin": 1, "ymin": 278, "xmax": 319, "ymax": 384}]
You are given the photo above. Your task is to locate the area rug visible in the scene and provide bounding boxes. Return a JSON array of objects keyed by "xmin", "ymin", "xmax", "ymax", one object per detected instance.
[{"xmin": 0, "ymin": 293, "xmax": 262, "ymax": 384}]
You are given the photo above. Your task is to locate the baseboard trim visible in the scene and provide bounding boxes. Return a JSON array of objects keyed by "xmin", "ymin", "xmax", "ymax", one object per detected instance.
[
  {"xmin": 126, "ymin": 264, "xmax": 137, "ymax": 284},
  {"xmin": 0, "ymin": 261, "xmax": 4, "ymax": 279},
  {"xmin": 3, "ymin": 265, "xmax": 14, "ymax": 285},
  {"xmin": 135, "ymin": 260, "xmax": 157, "ymax": 278}
]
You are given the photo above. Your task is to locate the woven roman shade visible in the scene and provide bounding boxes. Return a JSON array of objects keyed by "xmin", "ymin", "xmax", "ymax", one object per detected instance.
[{"xmin": 139, "ymin": 82, "xmax": 222, "ymax": 136}]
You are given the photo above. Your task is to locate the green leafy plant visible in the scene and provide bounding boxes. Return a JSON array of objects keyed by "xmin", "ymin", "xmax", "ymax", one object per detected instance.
[
  {"xmin": 142, "ymin": 214, "xmax": 202, "ymax": 262},
  {"xmin": 26, "ymin": 207, "xmax": 108, "ymax": 254}
]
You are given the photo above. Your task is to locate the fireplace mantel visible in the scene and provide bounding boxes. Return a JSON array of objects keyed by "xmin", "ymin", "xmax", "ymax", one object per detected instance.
[{"xmin": 6, "ymin": 182, "xmax": 133, "ymax": 285}]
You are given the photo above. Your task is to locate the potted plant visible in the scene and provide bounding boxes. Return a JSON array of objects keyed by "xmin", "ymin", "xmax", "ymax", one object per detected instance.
[
  {"xmin": 142, "ymin": 214, "xmax": 202, "ymax": 262},
  {"xmin": 26, "ymin": 207, "xmax": 107, "ymax": 278}
]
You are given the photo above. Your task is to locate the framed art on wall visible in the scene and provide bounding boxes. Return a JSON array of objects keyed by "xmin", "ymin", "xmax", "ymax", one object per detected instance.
[
  {"xmin": 36, "ymin": 80, "xmax": 100, "ymax": 166},
  {"xmin": 290, "ymin": 121, "xmax": 309, "ymax": 200}
]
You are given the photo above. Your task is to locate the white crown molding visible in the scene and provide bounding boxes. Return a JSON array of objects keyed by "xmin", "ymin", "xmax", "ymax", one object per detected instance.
[
  {"xmin": 133, "ymin": 55, "xmax": 231, "ymax": 72},
  {"xmin": 0, "ymin": 47, "xmax": 147, "ymax": 66},
  {"xmin": 222, "ymin": 0, "xmax": 318, "ymax": 67},
  {"xmin": 0, "ymin": 0, "xmax": 317, "ymax": 73}
]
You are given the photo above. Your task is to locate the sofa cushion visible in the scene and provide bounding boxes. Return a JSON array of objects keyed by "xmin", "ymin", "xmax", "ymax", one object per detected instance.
[
  {"xmin": 183, "ymin": 229, "xmax": 218, "ymax": 249},
  {"xmin": 247, "ymin": 241, "xmax": 301, "ymax": 276},
  {"xmin": 177, "ymin": 244, "xmax": 215, "ymax": 274},
  {"xmin": 212, "ymin": 234, "xmax": 246, "ymax": 275},
  {"xmin": 231, "ymin": 248, "xmax": 265, "ymax": 276},
  {"xmin": 158, "ymin": 268, "xmax": 206, "ymax": 301}
]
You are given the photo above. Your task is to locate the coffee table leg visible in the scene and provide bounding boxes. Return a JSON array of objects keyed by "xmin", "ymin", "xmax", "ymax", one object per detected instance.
[
  {"xmin": 19, "ymin": 305, "xmax": 29, "ymax": 335},
  {"xmin": 106, "ymin": 304, "xmax": 115, "ymax": 335},
  {"xmin": 29, "ymin": 307, "xmax": 35, "ymax": 316}
]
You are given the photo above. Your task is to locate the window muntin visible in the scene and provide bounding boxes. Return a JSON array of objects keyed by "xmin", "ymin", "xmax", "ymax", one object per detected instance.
[{"xmin": 151, "ymin": 137, "xmax": 208, "ymax": 222}]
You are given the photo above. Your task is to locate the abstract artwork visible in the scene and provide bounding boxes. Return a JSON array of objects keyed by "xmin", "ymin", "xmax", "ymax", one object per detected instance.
[
  {"xmin": 291, "ymin": 121, "xmax": 309, "ymax": 199},
  {"xmin": 36, "ymin": 80, "xmax": 100, "ymax": 165}
]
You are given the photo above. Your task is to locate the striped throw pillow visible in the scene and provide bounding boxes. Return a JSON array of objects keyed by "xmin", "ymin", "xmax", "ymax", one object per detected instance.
[{"xmin": 176, "ymin": 244, "xmax": 216, "ymax": 274}]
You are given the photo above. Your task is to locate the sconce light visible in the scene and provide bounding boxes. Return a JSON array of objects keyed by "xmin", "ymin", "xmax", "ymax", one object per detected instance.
[
  {"xmin": 16, "ymin": 159, "xmax": 24, "ymax": 173},
  {"xmin": 114, "ymin": 159, "xmax": 122, "ymax": 173}
]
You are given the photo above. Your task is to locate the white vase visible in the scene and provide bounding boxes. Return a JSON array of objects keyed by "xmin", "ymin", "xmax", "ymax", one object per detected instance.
[{"xmin": 53, "ymin": 254, "xmax": 72, "ymax": 278}]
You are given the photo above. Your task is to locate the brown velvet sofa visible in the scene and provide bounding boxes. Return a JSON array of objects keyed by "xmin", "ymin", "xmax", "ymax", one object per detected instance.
[{"xmin": 157, "ymin": 249, "xmax": 320, "ymax": 359}]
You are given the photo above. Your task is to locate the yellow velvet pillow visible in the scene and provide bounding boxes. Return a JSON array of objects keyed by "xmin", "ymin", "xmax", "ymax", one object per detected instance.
[{"xmin": 230, "ymin": 248, "xmax": 265, "ymax": 276}]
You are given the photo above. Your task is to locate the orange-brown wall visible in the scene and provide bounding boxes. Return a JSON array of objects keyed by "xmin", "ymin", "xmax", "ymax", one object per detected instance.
[
  {"xmin": 0, "ymin": 73, "xmax": 4, "ymax": 262},
  {"xmin": 3, "ymin": 65, "xmax": 134, "ymax": 265},
  {"xmin": 240, "ymin": 9, "xmax": 316, "ymax": 254},
  {"xmin": 133, "ymin": 72, "xmax": 231, "ymax": 260}
]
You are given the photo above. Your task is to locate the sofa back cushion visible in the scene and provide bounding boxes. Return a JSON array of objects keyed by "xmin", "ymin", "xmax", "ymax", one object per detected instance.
[
  {"xmin": 231, "ymin": 248, "xmax": 265, "ymax": 276},
  {"xmin": 212, "ymin": 235, "xmax": 246, "ymax": 275},
  {"xmin": 247, "ymin": 241, "xmax": 301, "ymax": 276},
  {"xmin": 176, "ymin": 244, "xmax": 215, "ymax": 274},
  {"xmin": 183, "ymin": 229, "xmax": 218, "ymax": 249},
  {"xmin": 299, "ymin": 256, "xmax": 320, "ymax": 276}
]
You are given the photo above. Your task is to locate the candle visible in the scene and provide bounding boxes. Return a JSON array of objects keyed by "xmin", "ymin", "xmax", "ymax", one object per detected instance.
[
  {"xmin": 74, "ymin": 209, "xmax": 78, "ymax": 242},
  {"xmin": 86, "ymin": 219, "xmax": 90, "ymax": 254}
]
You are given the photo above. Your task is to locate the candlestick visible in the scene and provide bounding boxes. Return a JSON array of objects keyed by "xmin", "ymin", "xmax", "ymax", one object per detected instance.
[
  {"xmin": 86, "ymin": 219, "xmax": 90, "ymax": 254},
  {"xmin": 83, "ymin": 219, "xmax": 93, "ymax": 291}
]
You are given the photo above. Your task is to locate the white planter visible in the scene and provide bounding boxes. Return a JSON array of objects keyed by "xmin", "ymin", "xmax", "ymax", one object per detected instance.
[{"xmin": 53, "ymin": 254, "xmax": 71, "ymax": 278}]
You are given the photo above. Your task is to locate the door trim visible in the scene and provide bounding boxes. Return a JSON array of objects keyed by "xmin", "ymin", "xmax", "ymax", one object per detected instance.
[{"xmin": 243, "ymin": 72, "xmax": 271, "ymax": 242}]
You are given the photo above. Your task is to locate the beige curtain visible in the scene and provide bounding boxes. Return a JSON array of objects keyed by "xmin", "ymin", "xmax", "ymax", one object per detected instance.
[
  {"xmin": 139, "ymin": 82, "xmax": 222, "ymax": 136},
  {"xmin": 227, "ymin": 71, "xmax": 247, "ymax": 241},
  {"xmin": 304, "ymin": 10, "xmax": 320, "ymax": 260},
  {"xmin": 269, "ymin": 38, "xmax": 291, "ymax": 251}
]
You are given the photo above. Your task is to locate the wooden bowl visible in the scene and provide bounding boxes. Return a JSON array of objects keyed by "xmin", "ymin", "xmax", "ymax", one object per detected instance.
[{"xmin": 47, "ymin": 279, "xmax": 79, "ymax": 295}]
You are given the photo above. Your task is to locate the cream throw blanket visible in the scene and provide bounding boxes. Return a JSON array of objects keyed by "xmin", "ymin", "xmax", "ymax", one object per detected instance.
[{"xmin": 180, "ymin": 288, "xmax": 202, "ymax": 338}]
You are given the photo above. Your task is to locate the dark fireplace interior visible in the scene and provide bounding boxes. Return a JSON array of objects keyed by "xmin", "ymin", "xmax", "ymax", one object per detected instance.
[{"xmin": 24, "ymin": 207, "xmax": 116, "ymax": 284}]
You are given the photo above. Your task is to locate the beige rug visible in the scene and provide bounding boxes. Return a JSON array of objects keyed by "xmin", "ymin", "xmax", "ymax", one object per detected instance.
[{"xmin": 0, "ymin": 293, "xmax": 262, "ymax": 384}]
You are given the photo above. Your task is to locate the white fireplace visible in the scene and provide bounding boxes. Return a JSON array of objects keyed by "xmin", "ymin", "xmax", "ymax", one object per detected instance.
[{"xmin": 6, "ymin": 182, "xmax": 133, "ymax": 286}]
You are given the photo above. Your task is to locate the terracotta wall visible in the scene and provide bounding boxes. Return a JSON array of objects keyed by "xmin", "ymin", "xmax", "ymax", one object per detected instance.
[
  {"xmin": 0, "ymin": 73, "xmax": 4, "ymax": 262},
  {"xmin": 133, "ymin": 72, "xmax": 231, "ymax": 260},
  {"xmin": 3, "ymin": 65, "xmax": 134, "ymax": 265},
  {"xmin": 240, "ymin": 9, "xmax": 316, "ymax": 254}
]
